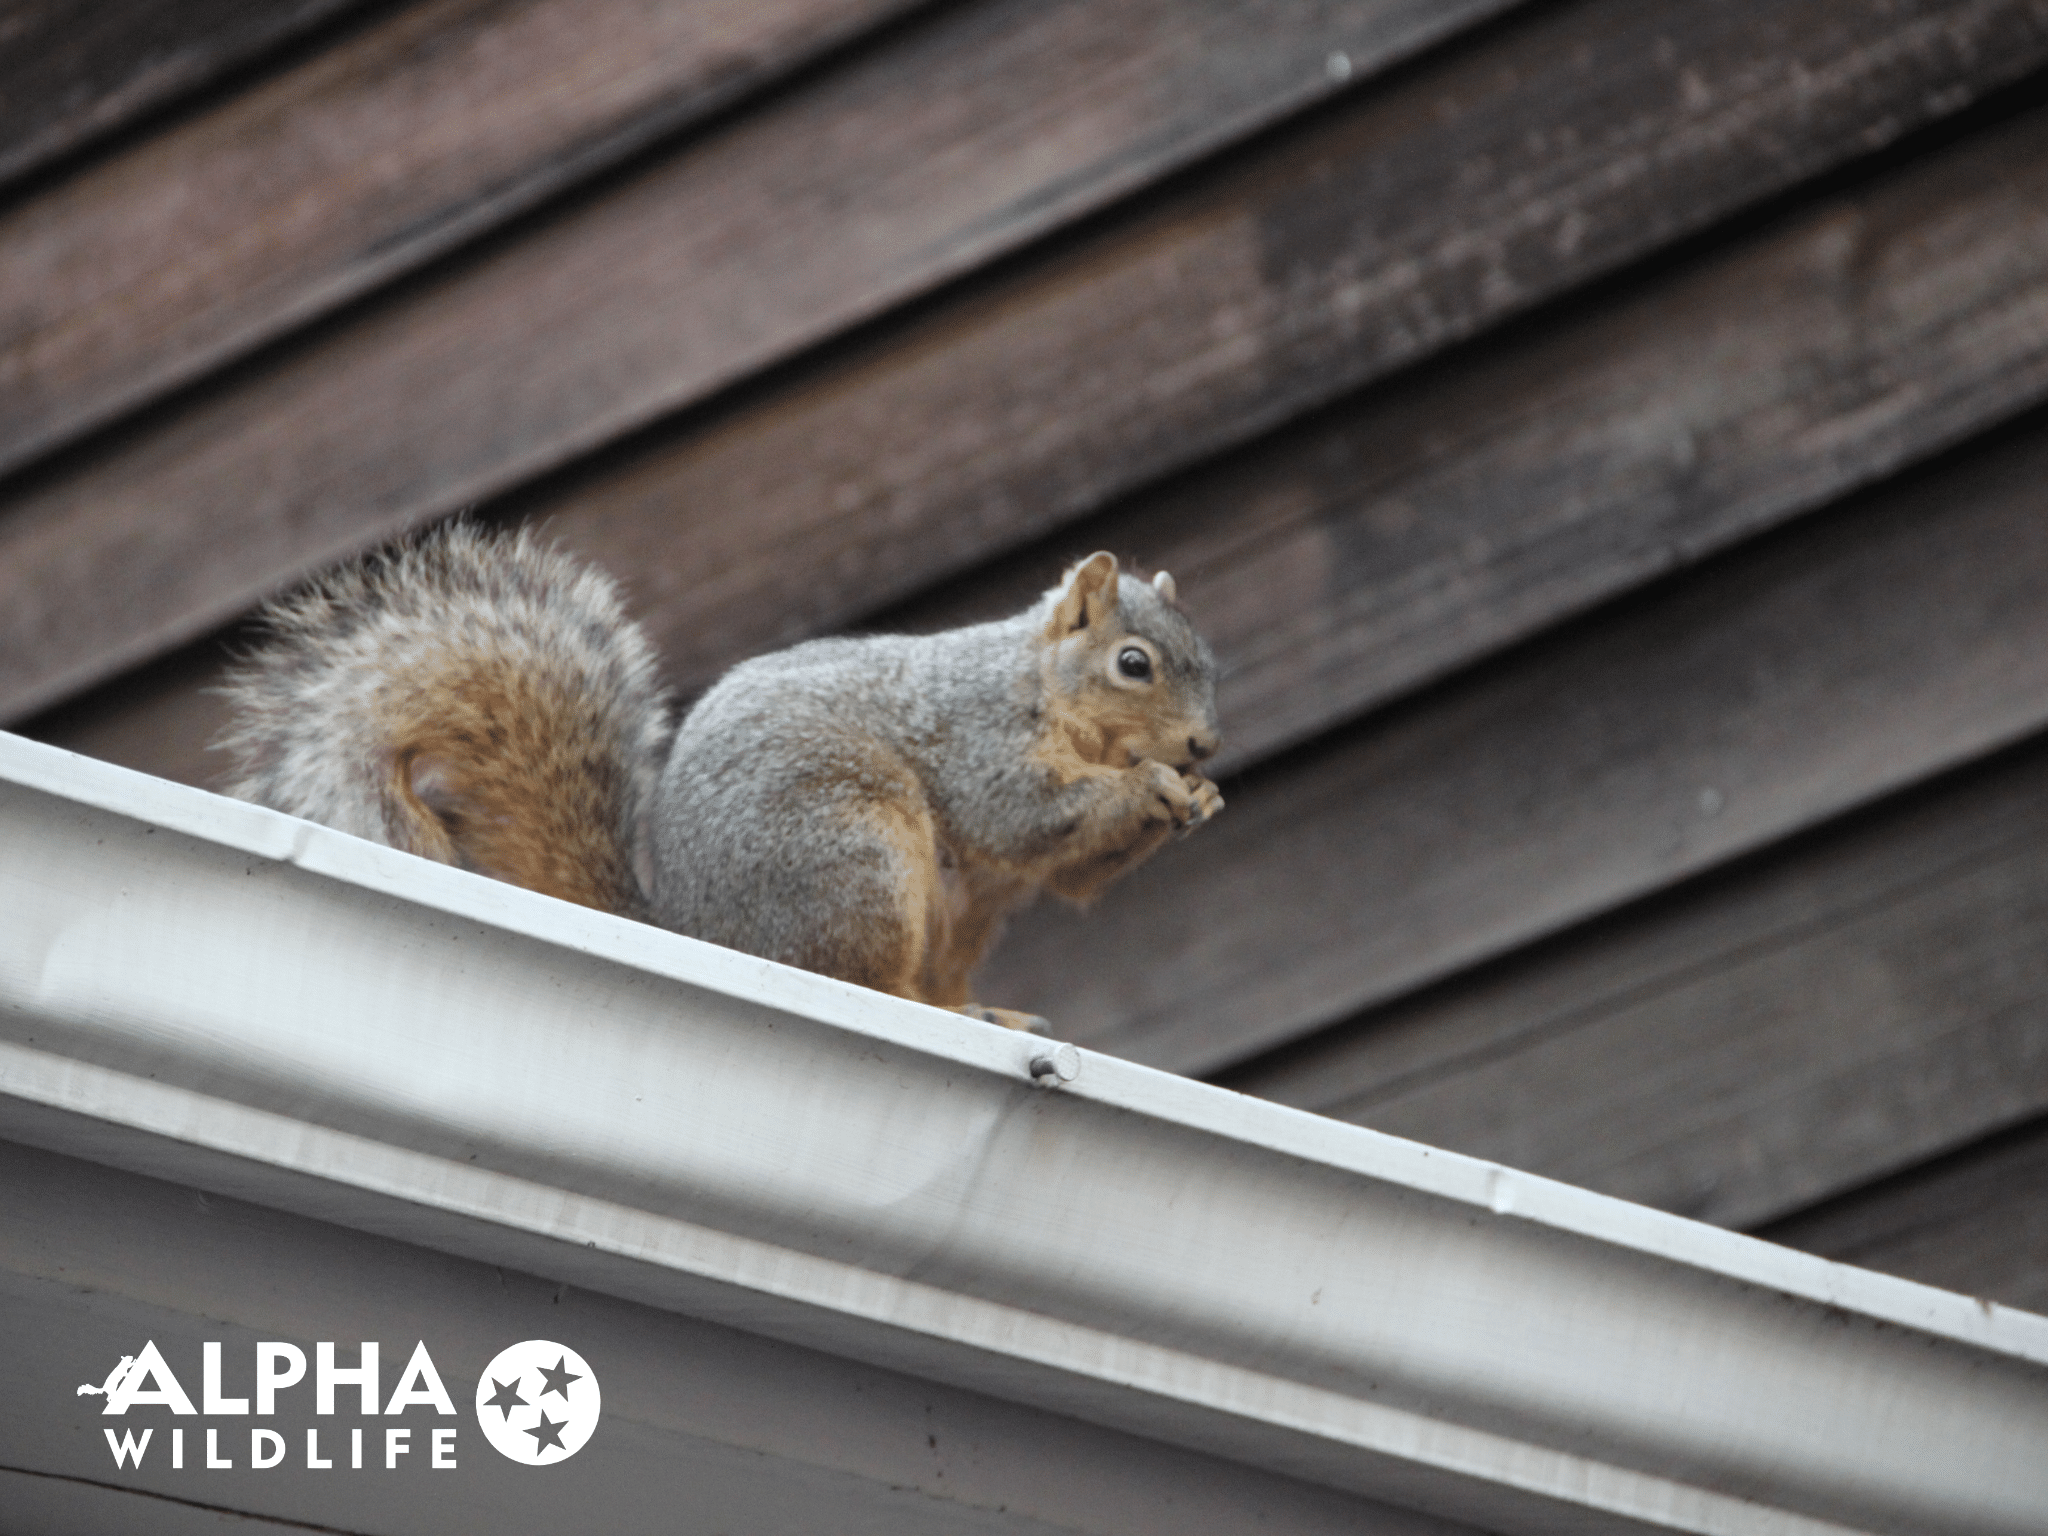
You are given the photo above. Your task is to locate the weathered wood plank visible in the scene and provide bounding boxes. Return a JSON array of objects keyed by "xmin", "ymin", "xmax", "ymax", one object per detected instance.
[
  {"xmin": 39, "ymin": 45, "xmax": 2048, "ymax": 803},
  {"xmin": 15, "ymin": 636, "xmax": 235, "ymax": 794},
  {"xmin": 78, "ymin": 64, "xmax": 2029, "ymax": 812},
  {"xmin": 1225, "ymin": 734, "xmax": 2048, "ymax": 1230},
  {"xmin": 8, "ymin": 1, "xmax": 2039, "ymax": 733},
  {"xmin": 878, "ymin": 98, "xmax": 2048, "ymax": 777},
  {"xmin": 537, "ymin": 0, "xmax": 2048, "ymax": 694},
  {"xmin": 0, "ymin": 0, "xmax": 375, "ymax": 190},
  {"xmin": 0, "ymin": 0, "xmax": 1520, "ymax": 723},
  {"xmin": 1758, "ymin": 1117, "xmax": 2048, "ymax": 1316},
  {"xmin": 975, "ymin": 412, "xmax": 2048, "ymax": 1075},
  {"xmin": 0, "ymin": 0, "xmax": 929, "ymax": 476}
]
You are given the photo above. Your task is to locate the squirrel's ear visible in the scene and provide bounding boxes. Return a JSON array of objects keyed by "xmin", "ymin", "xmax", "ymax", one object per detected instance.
[
  {"xmin": 1152, "ymin": 570, "xmax": 1177, "ymax": 604},
  {"xmin": 1051, "ymin": 552, "xmax": 1120, "ymax": 635}
]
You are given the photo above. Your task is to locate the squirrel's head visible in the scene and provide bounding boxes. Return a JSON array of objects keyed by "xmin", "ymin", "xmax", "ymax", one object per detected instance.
[{"xmin": 1035, "ymin": 552, "xmax": 1221, "ymax": 770}]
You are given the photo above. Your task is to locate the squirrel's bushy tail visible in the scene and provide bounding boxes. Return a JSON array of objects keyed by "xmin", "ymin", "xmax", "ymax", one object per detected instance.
[{"xmin": 215, "ymin": 521, "xmax": 672, "ymax": 917}]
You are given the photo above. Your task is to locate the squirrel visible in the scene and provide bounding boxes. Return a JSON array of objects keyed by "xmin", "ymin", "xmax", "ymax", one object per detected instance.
[{"xmin": 216, "ymin": 522, "xmax": 1223, "ymax": 1033}]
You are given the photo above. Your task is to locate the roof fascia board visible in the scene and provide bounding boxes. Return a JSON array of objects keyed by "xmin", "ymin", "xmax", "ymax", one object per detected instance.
[{"xmin": 3, "ymin": 730, "xmax": 2045, "ymax": 1536}]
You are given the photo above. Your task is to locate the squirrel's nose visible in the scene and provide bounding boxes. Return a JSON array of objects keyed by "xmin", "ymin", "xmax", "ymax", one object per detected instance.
[{"xmin": 1187, "ymin": 732, "xmax": 1218, "ymax": 763}]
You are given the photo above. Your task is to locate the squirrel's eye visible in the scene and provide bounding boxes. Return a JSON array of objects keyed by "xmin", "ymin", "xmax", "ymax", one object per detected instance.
[{"xmin": 1116, "ymin": 646, "xmax": 1153, "ymax": 681}]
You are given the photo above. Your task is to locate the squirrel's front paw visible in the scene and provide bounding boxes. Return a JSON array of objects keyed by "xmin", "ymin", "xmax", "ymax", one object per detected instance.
[
  {"xmin": 1142, "ymin": 760, "xmax": 1223, "ymax": 834},
  {"xmin": 1178, "ymin": 769, "xmax": 1224, "ymax": 835}
]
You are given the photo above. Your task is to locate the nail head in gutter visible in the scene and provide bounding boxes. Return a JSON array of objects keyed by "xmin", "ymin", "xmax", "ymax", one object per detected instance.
[{"xmin": 1031, "ymin": 1043, "xmax": 1081, "ymax": 1086}]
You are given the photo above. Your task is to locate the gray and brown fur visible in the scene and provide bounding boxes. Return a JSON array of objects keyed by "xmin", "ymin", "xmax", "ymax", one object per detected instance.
[
  {"xmin": 220, "ymin": 533, "xmax": 1222, "ymax": 1028},
  {"xmin": 216, "ymin": 522, "xmax": 671, "ymax": 918},
  {"xmin": 650, "ymin": 551, "xmax": 1221, "ymax": 1024}
]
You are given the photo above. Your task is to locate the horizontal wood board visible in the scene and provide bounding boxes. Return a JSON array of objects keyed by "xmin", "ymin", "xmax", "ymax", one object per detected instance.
[
  {"xmin": 1760, "ymin": 1115, "xmax": 2048, "ymax": 1316},
  {"xmin": 876, "ymin": 98, "xmax": 2048, "ymax": 777},
  {"xmin": 7, "ymin": 0, "xmax": 2044, "ymax": 726},
  {"xmin": 16, "ymin": 640, "xmax": 234, "ymax": 798},
  {"xmin": 0, "ymin": 0, "xmax": 929, "ymax": 476},
  {"xmin": 39, "ymin": 76, "xmax": 2048, "ymax": 810},
  {"xmin": 977, "ymin": 410, "xmax": 2048, "ymax": 1075},
  {"xmin": 1225, "ymin": 732, "xmax": 2048, "ymax": 1229},
  {"xmin": 0, "ymin": 0, "xmax": 1520, "ymax": 724},
  {"xmin": 538, "ymin": 0, "xmax": 2048, "ymax": 696},
  {"xmin": 0, "ymin": 0, "xmax": 376, "ymax": 191}
]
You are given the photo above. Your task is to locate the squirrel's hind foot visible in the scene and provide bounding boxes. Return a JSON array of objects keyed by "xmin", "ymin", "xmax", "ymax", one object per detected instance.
[{"xmin": 954, "ymin": 1004, "xmax": 1052, "ymax": 1036}]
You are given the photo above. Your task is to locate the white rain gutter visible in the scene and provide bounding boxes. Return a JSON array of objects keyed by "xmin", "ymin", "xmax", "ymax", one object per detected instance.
[{"xmin": 2, "ymin": 729, "xmax": 2045, "ymax": 1536}]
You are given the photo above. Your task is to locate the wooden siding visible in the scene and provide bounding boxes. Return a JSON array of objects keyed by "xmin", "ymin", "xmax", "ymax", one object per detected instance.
[
  {"xmin": 0, "ymin": 0, "xmax": 378, "ymax": 190},
  {"xmin": 1759, "ymin": 1113, "xmax": 2048, "ymax": 1314},
  {"xmin": 10, "ymin": 0, "xmax": 2048, "ymax": 1316}
]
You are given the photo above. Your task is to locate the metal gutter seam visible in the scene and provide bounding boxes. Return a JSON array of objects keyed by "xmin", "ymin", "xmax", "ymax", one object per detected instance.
[{"xmin": 1, "ymin": 729, "xmax": 2045, "ymax": 1536}]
